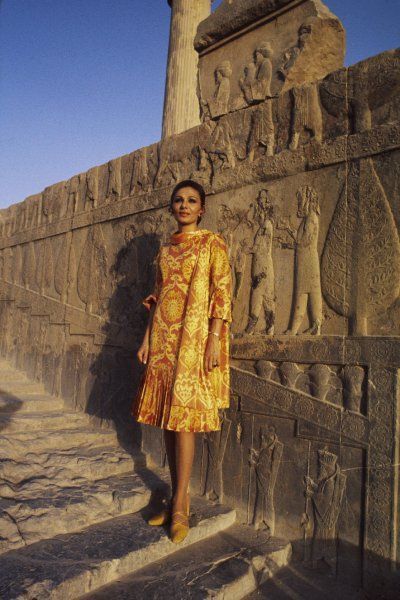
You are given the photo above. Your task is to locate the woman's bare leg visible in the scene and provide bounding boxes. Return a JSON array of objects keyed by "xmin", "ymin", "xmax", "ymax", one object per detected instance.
[
  {"xmin": 163, "ymin": 429, "xmax": 177, "ymax": 499},
  {"xmin": 173, "ymin": 431, "xmax": 195, "ymax": 513}
]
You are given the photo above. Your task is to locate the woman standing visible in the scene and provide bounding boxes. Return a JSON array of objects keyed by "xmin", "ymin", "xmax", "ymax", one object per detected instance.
[{"xmin": 131, "ymin": 179, "xmax": 232, "ymax": 544}]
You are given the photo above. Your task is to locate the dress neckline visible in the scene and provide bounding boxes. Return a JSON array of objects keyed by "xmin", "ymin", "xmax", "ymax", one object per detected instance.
[{"xmin": 170, "ymin": 229, "xmax": 207, "ymax": 244}]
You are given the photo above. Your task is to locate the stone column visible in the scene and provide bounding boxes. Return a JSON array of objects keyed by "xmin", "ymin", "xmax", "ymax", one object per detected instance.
[{"xmin": 162, "ymin": 0, "xmax": 211, "ymax": 138}]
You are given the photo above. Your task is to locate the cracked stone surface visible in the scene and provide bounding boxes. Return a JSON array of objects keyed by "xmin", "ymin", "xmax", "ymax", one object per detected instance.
[
  {"xmin": 246, "ymin": 561, "xmax": 368, "ymax": 599},
  {"xmin": 0, "ymin": 362, "xmax": 147, "ymax": 556},
  {"xmin": 80, "ymin": 525, "xmax": 291, "ymax": 600},
  {"xmin": 0, "ymin": 497, "xmax": 237, "ymax": 600}
]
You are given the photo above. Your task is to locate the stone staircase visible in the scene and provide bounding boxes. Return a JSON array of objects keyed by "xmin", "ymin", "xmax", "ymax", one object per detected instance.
[{"xmin": 0, "ymin": 358, "xmax": 292, "ymax": 599}]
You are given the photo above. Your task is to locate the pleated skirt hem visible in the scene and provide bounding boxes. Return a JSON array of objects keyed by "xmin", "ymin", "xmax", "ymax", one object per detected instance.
[{"xmin": 131, "ymin": 366, "xmax": 222, "ymax": 432}]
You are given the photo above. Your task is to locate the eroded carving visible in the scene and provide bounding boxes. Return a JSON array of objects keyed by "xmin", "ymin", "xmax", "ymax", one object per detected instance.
[
  {"xmin": 249, "ymin": 424, "xmax": 283, "ymax": 534},
  {"xmin": 322, "ymin": 159, "xmax": 400, "ymax": 335},
  {"xmin": 309, "ymin": 364, "xmax": 333, "ymax": 402},
  {"xmin": 77, "ymin": 224, "xmax": 108, "ymax": 314},
  {"xmin": 106, "ymin": 158, "xmax": 122, "ymax": 202},
  {"xmin": 240, "ymin": 42, "xmax": 273, "ymax": 105},
  {"xmin": 247, "ymin": 102, "xmax": 275, "ymax": 160},
  {"xmin": 203, "ymin": 410, "xmax": 232, "ymax": 503},
  {"xmin": 341, "ymin": 365, "xmax": 364, "ymax": 413},
  {"xmin": 289, "ymin": 83, "xmax": 323, "ymax": 150},
  {"xmin": 245, "ymin": 190, "xmax": 275, "ymax": 335},
  {"xmin": 303, "ymin": 449, "xmax": 346, "ymax": 568},
  {"xmin": 130, "ymin": 148, "xmax": 151, "ymax": 196},
  {"xmin": 203, "ymin": 61, "xmax": 232, "ymax": 119},
  {"xmin": 83, "ymin": 167, "xmax": 99, "ymax": 212},
  {"xmin": 284, "ymin": 186, "xmax": 322, "ymax": 335}
]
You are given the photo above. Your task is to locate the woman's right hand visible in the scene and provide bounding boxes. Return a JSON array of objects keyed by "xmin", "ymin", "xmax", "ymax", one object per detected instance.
[{"xmin": 137, "ymin": 338, "xmax": 149, "ymax": 365}]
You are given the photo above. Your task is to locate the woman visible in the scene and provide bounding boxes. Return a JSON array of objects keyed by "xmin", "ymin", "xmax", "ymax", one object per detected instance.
[{"xmin": 131, "ymin": 179, "xmax": 232, "ymax": 544}]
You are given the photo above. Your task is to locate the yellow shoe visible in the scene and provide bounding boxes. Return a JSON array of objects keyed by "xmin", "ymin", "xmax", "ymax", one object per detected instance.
[
  {"xmin": 148, "ymin": 505, "xmax": 170, "ymax": 526},
  {"xmin": 170, "ymin": 494, "xmax": 190, "ymax": 544}
]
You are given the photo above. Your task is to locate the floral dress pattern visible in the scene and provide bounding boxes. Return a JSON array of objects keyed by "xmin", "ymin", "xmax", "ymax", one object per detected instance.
[{"xmin": 131, "ymin": 229, "xmax": 232, "ymax": 432}]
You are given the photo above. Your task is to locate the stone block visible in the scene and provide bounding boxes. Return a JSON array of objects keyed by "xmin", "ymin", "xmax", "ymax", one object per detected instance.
[{"xmin": 197, "ymin": 0, "xmax": 345, "ymax": 121}]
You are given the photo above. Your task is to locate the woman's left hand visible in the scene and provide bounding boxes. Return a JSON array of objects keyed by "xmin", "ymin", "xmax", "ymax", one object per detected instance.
[{"xmin": 205, "ymin": 334, "xmax": 220, "ymax": 372}]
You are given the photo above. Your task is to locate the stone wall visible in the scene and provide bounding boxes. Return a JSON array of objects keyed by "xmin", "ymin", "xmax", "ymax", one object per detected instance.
[{"xmin": 1, "ymin": 48, "xmax": 399, "ymax": 596}]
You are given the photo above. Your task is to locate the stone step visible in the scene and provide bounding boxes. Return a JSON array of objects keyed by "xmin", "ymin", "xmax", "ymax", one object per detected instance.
[
  {"xmin": 81, "ymin": 525, "xmax": 291, "ymax": 600},
  {"xmin": 0, "ymin": 497, "xmax": 236, "ymax": 600},
  {"xmin": 0, "ymin": 391, "xmax": 65, "ymax": 413},
  {"xmin": 0, "ymin": 471, "xmax": 157, "ymax": 555},
  {"xmin": 0, "ymin": 380, "xmax": 46, "ymax": 395},
  {"xmin": 0, "ymin": 368, "xmax": 30, "ymax": 381},
  {"xmin": 0, "ymin": 426, "xmax": 119, "ymax": 457},
  {"xmin": 245, "ymin": 562, "xmax": 367, "ymax": 599},
  {"xmin": 0, "ymin": 445, "xmax": 145, "ymax": 485},
  {"xmin": 0, "ymin": 410, "xmax": 94, "ymax": 433}
]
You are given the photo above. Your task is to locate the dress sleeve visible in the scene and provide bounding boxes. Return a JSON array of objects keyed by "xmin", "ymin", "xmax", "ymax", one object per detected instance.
[
  {"xmin": 208, "ymin": 234, "xmax": 232, "ymax": 323},
  {"xmin": 142, "ymin": 249, "xmax": 162, "ymax": 311}
]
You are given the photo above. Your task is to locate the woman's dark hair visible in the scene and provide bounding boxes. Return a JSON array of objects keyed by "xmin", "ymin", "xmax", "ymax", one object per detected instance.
[{"xmin": 169, "ymin": 179, "xmax": 206, "ymax": 223}]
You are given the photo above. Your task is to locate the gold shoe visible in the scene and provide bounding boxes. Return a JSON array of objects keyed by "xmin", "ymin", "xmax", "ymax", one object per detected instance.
[
  {"xmin": 147, "ymin": 504, "xmax": 170, "ymax": 526},
  {"xmin": 170, "ymin": 494, "xmax": 190, "ymax": 544}
]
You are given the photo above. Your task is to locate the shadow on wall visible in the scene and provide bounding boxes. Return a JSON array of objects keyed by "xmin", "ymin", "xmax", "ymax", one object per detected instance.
[
  {"xmin": 83, "ymin": 232, "xmax": 161, "ymax": 453},
  {"xmin": 0, "ymin": 388, "xmax": 23, "ymax": 432}
]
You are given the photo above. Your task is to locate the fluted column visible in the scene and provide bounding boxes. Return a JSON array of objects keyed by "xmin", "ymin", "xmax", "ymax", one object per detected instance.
[{"xmin": 162, "ymin": 0, "xmax": 211, "ymax": 138}]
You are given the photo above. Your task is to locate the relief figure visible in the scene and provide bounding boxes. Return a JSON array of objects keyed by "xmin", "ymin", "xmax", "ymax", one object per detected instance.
[
  {"xmin": 208, "ymin": 118, "xmax": 236, "ymax": 174},
  {"xmin": 247, "ymin": 101, "xmax": 275, "ymax": 160},
  {"xmin": 303, "ymin": 449, "xmax": 346, "ymax": 568},
  {"xmin": 203, "ymin": 410, "xmax": 232, "ymax": 503},
  {"xmin": 130, "ymin": 148, "xmax": 151, "ymax": 196},
  {"xmin": 279, "ymin": 20, "xmax": 313, "ymax": 83},
  {"xmin": 106, "ymin": 159, "xmax": 122, "ymax": 202},
  {"xmin": 240, "ymin": 42, "xmax": 273, "ymax": 104},
  {"xmin": 289, "ymin": 83, "xmax": 323, "ymax": 150},
  {"xmin": 246, "ymin": 190, "xmax": 275, "ymax": 335},
  {"xmin": 218, "ymin": 204, "xmax": 252, "ymax": 298},
  {"xmin": 84, "ymin": 167, "xmax": 99, "ymax": 212},
  {"xmin": 203, "ymin": 61, "xmax": 232, "ymax": 119},
  {"xmin": 285, "ymin": 186, "xmax": 322, "ymax": 335},
  {"xmin": 249, "ymin": 425, "xmax": 283, "ymax": 534}
]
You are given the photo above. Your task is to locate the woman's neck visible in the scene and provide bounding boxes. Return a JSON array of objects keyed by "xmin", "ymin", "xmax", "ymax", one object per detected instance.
[{"xmin": 177, "ymin": 223, "xmax": 199, "ymax": 233}]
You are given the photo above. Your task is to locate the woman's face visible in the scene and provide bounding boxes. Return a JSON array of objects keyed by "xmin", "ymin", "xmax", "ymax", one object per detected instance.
[{"xmin": 171, "ymin": 186, "xmax": 204, "ymax": 226}]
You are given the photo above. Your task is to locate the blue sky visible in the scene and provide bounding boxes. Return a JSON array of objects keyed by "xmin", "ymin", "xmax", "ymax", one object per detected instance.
[{"xmin": 0, "ymin": 0, "xmax": 399, "ymax": 208}]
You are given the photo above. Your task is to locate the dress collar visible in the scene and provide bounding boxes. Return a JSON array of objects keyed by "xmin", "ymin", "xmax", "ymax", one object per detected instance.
[{"xmin": 170, "ymin": 229, "xmax": 207, "ymax": 244}]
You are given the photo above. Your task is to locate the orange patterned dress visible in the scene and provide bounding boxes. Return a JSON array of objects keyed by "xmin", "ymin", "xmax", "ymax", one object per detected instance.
[{"xmin": 131, "ymin": 229, "xmax": 232, "ymax": 432}]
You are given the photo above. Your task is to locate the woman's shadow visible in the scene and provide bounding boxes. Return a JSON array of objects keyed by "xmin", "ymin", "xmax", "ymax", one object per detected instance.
[{"xmin": 84, "ymin": 228, "xmax": 168, "ymax": 502}]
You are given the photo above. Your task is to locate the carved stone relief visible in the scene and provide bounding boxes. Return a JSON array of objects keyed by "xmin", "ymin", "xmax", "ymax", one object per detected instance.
[
  {"xmin": 105, "ymin": 158, "xmax": 122, "ymax": 202},
  {"xmin": 247, "ymin": 102, "xmax": 275, "ymax": 160},
  {"xmin": 341, "ymin": 366, "xmax": 365, "ymax": 413},
  {"xmin": 202, "ymin": 410, "xmax": 232, "ymax": 503},
  {"xmin": 284, "ymin": 185, "xmax": 322, "ymax": 335},
  {"xmin": 77, "ymin": 224, "xmax": 108, "ymax": 315},
  {"xmin": 201, "ymin": 61, "xmax": 233, "ymax": 119},
  {"xmin": 322, "ymin": 158, "xmax": 400, "ymax": 335},
  {"xmin": 245, "ymin": 190, "xmax": 276, "ymax": 335},
  {"xmin": 130, "ymin": 148, "xmax": 151, "ymax": 196},
  {"xmin": 321, "ymin": 49, "xmax": 400, "ymax": 134},
  {"xmin": 83, "ymin": 167, "xmax": 99, "ymax": 212},
  {"xmin": 239, "ymin": 42, "xmax": 273, "ymax": 106},
  {"xmin": 303, "ymin": 448, "xmax": 346, "ymax": 568},
  {"xmin": 249, "ymin": 424, "xmax": 283, "ymax": 534},
  {"xmin": 289, "ymin": 83, "xmax": 323, "ymax": 150}
]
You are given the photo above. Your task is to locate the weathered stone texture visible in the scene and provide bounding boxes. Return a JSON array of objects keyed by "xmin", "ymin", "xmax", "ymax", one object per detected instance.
[{"xmin": 197, "ymin": 0, "xmax": 345, "ymax": 121}]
